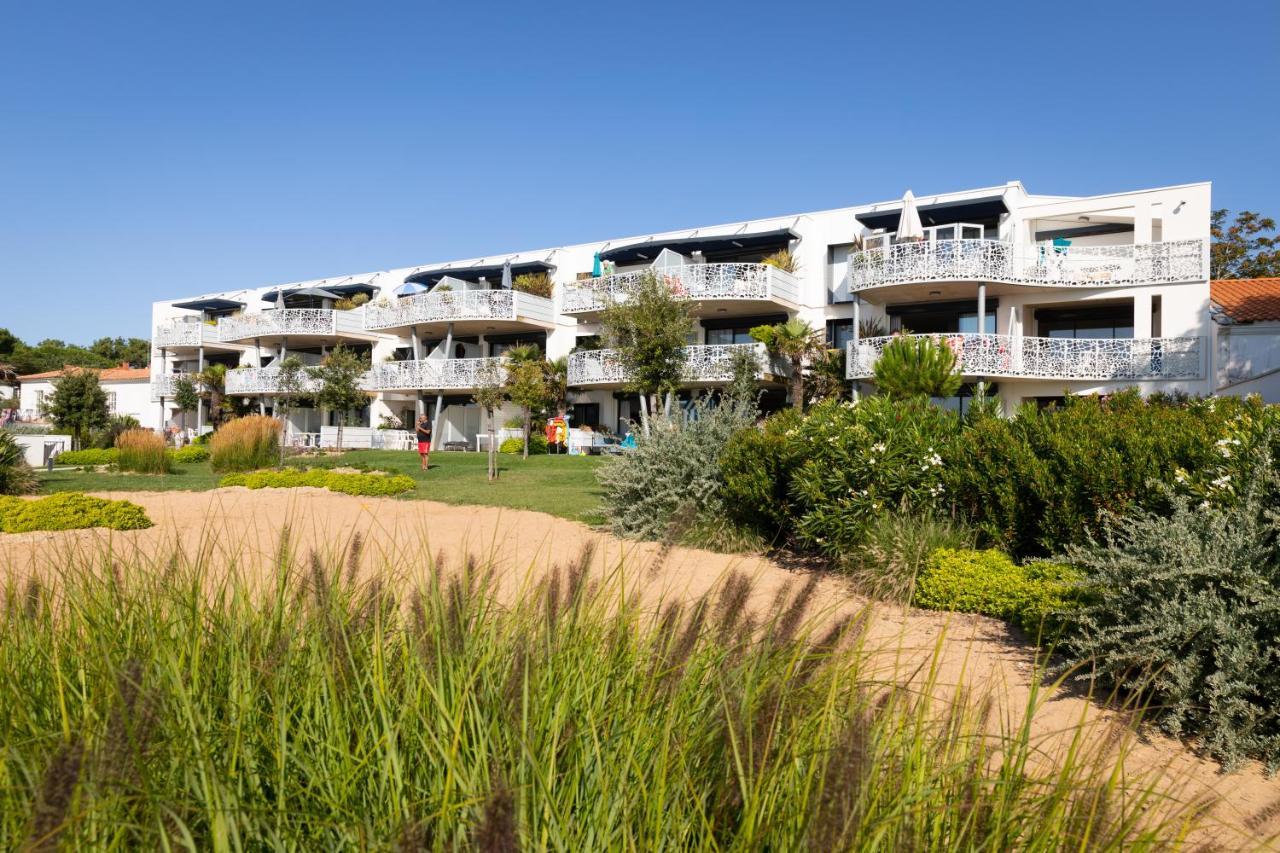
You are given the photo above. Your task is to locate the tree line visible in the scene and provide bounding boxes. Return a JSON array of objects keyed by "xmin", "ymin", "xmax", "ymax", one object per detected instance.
[{"xmin": 0, "ymin": 329, "xmax": 151, "ymax": 376}]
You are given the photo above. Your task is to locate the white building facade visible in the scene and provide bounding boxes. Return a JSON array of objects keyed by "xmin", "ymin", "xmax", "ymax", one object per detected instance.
[
  {"xmin": 150, "ymin": 180, "xmax": 1215, "ymax": 446},
  {"xmin": 18, "ymin": 366, "xmax": 161, "ymax": 431}
]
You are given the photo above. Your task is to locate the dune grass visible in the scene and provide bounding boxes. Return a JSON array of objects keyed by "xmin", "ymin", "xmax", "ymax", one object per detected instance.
[
  {"xmin": 0, "ymin": 533, "xmax": 1204, "ymax": 850},
  {"xmin": 37, "ymin": 450, "xmax": 604, "ymax": 523}
]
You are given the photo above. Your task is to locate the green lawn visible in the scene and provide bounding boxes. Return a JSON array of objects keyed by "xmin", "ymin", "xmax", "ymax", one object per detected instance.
[{"xmin": 38, "ymin": 450, "xmax": 605, "ymax": 524}]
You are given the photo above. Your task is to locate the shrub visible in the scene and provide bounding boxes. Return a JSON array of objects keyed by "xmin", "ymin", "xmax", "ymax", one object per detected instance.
[
  {"xmin": 0, "ymin": 431, "xmax": 37, "ymax": 496},
  {"xmin": 171, "ymin": 445, "xmax": 210, "ymax": 463},
  {"xmin": 500, "ymin": 434, "xmax": 548, "ymax": 455},
  {"xmin": 719, "ymin": 408, "xmax": 805, "ymax": 539},
  {"xmin": 91, "ymin": 414, "xmax": 142, "ymax": 450},
  {"xmin": 789, "ymin": 396, "xmax": 960, "ymax": 557},
  {"xmin": 219, "ymin": 468, "xmax": 416, "ymax": 496},
  {"xmin": 0, "ymin": 492, "xmax": 152, "ymax": 533},
  {"xmin": 55, "ymin": 448, "xmax": 118, "ymax": 466},
  {"xmin": 913, "ymin": 548, "xmax": 1082, "ymax": 636},
  {"xmin": 1058, "ymin": 442, "xmax": 1280, "ymax": 770},
  {"xmin": 844, "ymin": 512, "xmax": 974, "ymax": 604},
  {"xmin": 872, "ymin": 335, "xmax": 962, "ymax": 399},
  {"xmin": 511, "ymin": 271, "xmax": 554, "ymax": 297},
  {"xmin": 115, "ymin": 429, "xmax": 172, "ymax": 474},
  {"xmin": 210, "ymin": 416, "xmax": 281, "ymax": 472},
  {"xmin": 598, "ymin": 396, "xmax": 756, "ymax": 541},
  {"xmin": 945, "ymin": 392, "xmax": 1267, "ymax": 558}
]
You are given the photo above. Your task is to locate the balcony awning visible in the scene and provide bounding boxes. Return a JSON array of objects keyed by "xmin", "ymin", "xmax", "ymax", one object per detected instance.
[
  {"xmin": 599, "ymin": 228, "xmax": 797, "ymax": 265},
  {"xmin": 171, "ymin": 297, "xmax": 244, "ymax": 311},
  {"xmin": 260, "ymin": 282, "xmax": 377, "ymax": 303},
  {"xmin": 855, "ymin": 196, "xmax": 1008, "ymax": 231},
  {"xmin": 404, "ymin": 261, "xmax": 554, "ymax": 287}
]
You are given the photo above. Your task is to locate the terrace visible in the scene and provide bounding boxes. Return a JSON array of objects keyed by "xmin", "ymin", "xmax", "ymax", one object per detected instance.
[
  {"xmin": 568, "ymin": 342, "xmax": 787, "ymax": 389},
  {"xmin": 363, "ymin": 289, "xmax": 555, "ymax": 335},
  {"xmin": 361, "ymin": 357, "xmax": 507, "ymax": 391},
  {"xmin": 150, "ymin": 372, "xmax": 202, "ymax": 400},
  {"xmin": 224, "ymin": 366, "xmax": 322, "ymax": 395},
  {"xmin": 561, "ymin": 263, "xmax": 800, "ymax": 317}
]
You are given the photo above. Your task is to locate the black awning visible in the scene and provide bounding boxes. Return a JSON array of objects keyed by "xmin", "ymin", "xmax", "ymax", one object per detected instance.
[
  {"xmin": 403, "ymin": 261, "xmax": 554, "ymax": 287},
  {"xmin": 855, "ymin": 196, "xmax": 1008, "ymax": 231},
  {"xmin": 260, "ymin": 282, "xmax": 378, "ymax": 303},
  {"xmin": 171, "ymin": 297, "xmax": 244, "ymax": 312},
  {"xmin": 599, "ymin": 228, "xmax": 797, "ymax": 265}
]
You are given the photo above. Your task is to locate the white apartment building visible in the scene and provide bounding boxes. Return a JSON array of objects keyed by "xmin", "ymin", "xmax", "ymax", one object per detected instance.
[{"xmin": 150, "ymin": 180, "xmax": 1214, "ymax": 446}]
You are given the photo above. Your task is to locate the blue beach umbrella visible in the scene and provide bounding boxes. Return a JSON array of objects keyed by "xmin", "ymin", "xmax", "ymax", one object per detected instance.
[{"xmin": 591, "ymin": 252, "xmax": 602, "ymax": 278}]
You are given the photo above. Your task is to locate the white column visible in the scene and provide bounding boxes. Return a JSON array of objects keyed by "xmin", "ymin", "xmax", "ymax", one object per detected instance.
[
  {"xmin": 411, "ymin": 326, "xmax": 424, "ymax": 418},
  {"xmin": 976, "ymin": 284, "xmax": 987, "ymax": 334},
  {"xmin": 1133, "ymin": 292, "xmax": 1153, "ymax": 339},
  {"xmin": 196, "ymin": 346, "xmax": 205, "ymax": 432},
  {"xmin": 431, "ymin": 322, "xmax": 454, "ymax": 450},
  {"xmin": 850, "ymin": 298, "xmax": 861, "ymax": 400},
  {"xmin": 158, "ymin": 347, "xmax": 167, "ymax": 429}
]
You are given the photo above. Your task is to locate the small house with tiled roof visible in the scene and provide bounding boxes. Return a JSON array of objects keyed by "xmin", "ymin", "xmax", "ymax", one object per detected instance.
[
  {"xmin": 15, "ymin": 364, "xmax": 161, "ymax": 431},
  {"xmin": 1211, "ymin": 278, "xmax": 1280, "ymax": 401}
]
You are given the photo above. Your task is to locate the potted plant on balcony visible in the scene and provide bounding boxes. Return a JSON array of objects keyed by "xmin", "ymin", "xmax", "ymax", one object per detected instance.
[
  {"xmin": 761, "ymin": 248, "xmax": 799, "ymax": 274},
  {"xmin": 512, "ymin": 272, "xmax": 554, "ymax": 298}
]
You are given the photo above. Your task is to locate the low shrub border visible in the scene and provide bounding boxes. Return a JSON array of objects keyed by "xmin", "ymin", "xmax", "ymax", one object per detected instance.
[
  {"xmin": 56, "ymin": 448, "xmax": 118, "ymax": 466},
  {"xmin": 913, "ymin": 548, "xmax": 1082, "ymax": 636},
  {"xmin": 219, "ymin": 468, "xmax": 416, "ymax": 497},
  {"xmin": 500, "ymin": 434, "xmax": 548, "ymax": 454},
  {"xmin": 0, "ymin": 493, "xmax": 153, "ymax": 533},
  {"xmin": 172, "ymin": 445, "xmax": 210, "ymax": 463}
]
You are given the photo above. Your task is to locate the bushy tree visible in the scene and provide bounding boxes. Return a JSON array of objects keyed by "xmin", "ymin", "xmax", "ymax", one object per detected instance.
[
  {"xmin": 88, "ymin": 336, "xmax": 151, "ymax": 368},
  {"xmin": 598, "ymin": 272, "xmax": 694, "ymax": 435},
  {"xmin": 173, "ymin": 374, "xmax": 201, "ymax": 433},
  {"xmin": 309, "ymin": 347, "xmax": 369, "ymax": 451},
  {"xmin": 872, "ymin": 335, "xmax": 961, "ymax": 399},
  {"xmin": 504, "ymin": 344, "xmax": 548, "ymax": 459},
  {"xmin": 807, "ymin": 347, "xmax": 848, "ymax": 403},
  {"xmin": 273, "ymin": 356, "xmax": 308, "ymax": 463},
  {"xmin": 198, "ymin": 363, "xmax": 230, "ymax": 429},
  {"xmin": 750, "ymin": 319, "xmax": 823, "ymax": 410},
  {"xmin": 1211, "ymin": 208, "xmax": 1279, "ymax": 279},
  {"xmin": 724, "ymin": 346, "xmax": 762, "ymax": 414},
  {"xmin": 43, "ymin": 370, "xmax": 110, "ymax": 450},
  {"xmin": 472, "ymin": 361, "xmax": 506, "ymax": 481}
]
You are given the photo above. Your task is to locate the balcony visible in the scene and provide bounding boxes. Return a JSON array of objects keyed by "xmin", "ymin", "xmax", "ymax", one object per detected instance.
[
  {"xmin": 153, "ymin": 318, "xmax": 221, "ymax": 348},
  {"xmin": 846, "ymin": 334, "xmax": 1204, "ymax": 382},
  {"xmin": 151, "ymin": 372, "xmax": 200, "ymax": 401},
  {"xmin": 847, "ymin": 239, "xmax": 1205, "ymax": 294},
  {"xmin": 217, "ymin": 309, "xmax": 372, "ymax": 343},
  {"xmin": 362, "ymin": 289, "xmax": 555, "ymax": 333},
  {"xmin": 361, "ymin": 357, "xmax": 508, "ymax": 391},
  {"xmin": 568, "ymin": 342, "xmax": 787, "ymax": 388},
  {"xmin": 561, "ymin": 263, "xmax": 801, "ymax": 316},
  {"xmin": 225, "ymin": 366, "xmax": 321, "ymax": 395}
]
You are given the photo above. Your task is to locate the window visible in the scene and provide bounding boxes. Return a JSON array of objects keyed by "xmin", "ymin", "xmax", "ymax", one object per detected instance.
[
  {"xmin": 105, "ymin": 392, "xmax": 117, "ymax": 415},
  {"xmin": 827, "ymin": 319, "xmax": 853, "ymax": 349},
  {"xmin": 571, "ymin": 403, "xmax": 600, "ymax": 430},
  {"xmin": 706, "ymin": 326, "xmax": 756, "ymax": 345},
  {"xmin": 1035, "ymin": 306, "xmax": 1134, "ymax": 339}
]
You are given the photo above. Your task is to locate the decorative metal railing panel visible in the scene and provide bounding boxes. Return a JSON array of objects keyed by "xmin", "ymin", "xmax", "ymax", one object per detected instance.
[
  {"xmin": 569, "ymin": 343, "xmax": 786, "ymax": 386},
  {"xmin": 225, "ymin": 366, "xmax": 322, "ymax": 395},
  {"xmin": 218, "ymin": 309, "xmax": 336, "ymax": 342},
  {"xmin": 364, "ymin": 289, "xmax": 520, "ymax": 330},
  {"xmin": 151, "ymin": 372, "xmax": 201, "ymax": 400},
  {"xmin": 361, "ymin": 357, "xmax": 508, "ymax": 391},
  {"xmin": 846, "ymin": 334, "xmax": 1203, "ymax": 381},
  {"xmin": 153, "ymin": 320, "xmax": 204, "ymax": 348},
  {"xmin": 562, "ymin": 263, "xmax": 800, "ymax": 314},
  {"xmin": 846, "ymin": 239, "xmax": 1205, "ymax": 292}
]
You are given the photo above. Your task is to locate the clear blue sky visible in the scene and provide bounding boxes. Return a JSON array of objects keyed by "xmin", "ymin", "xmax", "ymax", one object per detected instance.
[{"xmin": 2, "ymin": 0, "xmax": 1276, "ymax": 343}]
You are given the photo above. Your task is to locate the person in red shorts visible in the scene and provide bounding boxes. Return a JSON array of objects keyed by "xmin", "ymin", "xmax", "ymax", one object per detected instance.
[{"xmin": 415, "ymin": 414, "xmax": 432, "ymax": 470}]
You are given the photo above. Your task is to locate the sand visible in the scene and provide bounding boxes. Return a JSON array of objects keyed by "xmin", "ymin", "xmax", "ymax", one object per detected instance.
[{"xmin": 3, "ymin": 487, "xmax": 1279, "ymax": 849}]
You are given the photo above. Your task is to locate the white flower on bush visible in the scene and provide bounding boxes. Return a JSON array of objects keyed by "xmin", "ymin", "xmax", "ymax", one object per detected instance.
[
  {"xmin": 871, "ymin": 442, "xmax": 886, "ymax": 453},
  {"xmin": 1210, "ymin": 474, "xmax": 1232, "ymax": 491}
]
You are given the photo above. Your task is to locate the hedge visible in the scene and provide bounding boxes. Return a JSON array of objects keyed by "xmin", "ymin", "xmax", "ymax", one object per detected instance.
[
  {"xmin": 0, "ymin": 493, "xmax": 153, "ymax": 533},
  {"xmin": 913, "ymin": 548, "xmax": 1082, "ymax": 636},
  {"xmin": 219, "ymin": 468, "xmax": 416, "ymax": 497},
  {"xmin": 500, "ymin": 434, "xmax": 549, "ymax": 454},
  {"xmin": 56, "ymin": 448, "xmax": 118, "ymax": 466},
  {"xmin": 172, "ymin": 445, "xmax": 210, "ymax": 463}
]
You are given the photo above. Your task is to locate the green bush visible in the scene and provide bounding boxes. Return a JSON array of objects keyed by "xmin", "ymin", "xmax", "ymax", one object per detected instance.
[
  {"xmin": 1058, "ymin": 440, "xmax": 1280, "ymax": 770},
  {"xmin": 171, "ymin": 445, "xmax": 210, "ymax": 463},
  {"xmin": 789, "ymin": 396, "xmax": 960, "ymax": 557},
  {"xmin": 0, "ymin": 492, "xmax": 152, "ymax": 533},
  {"xmin": 210, "ymin": 415, "xmax": 281, "ymax": 472},
  {"xmin": 219, "ymin": 468, "xmax": 416, "ymax": 497},
  {"xmin": 913, "ymin": 548, "xmax": 1082, "ymax": 636},
  {"xmin": 500, "ymin": 434, "xmax": 548, "ymax": 455},
  {"xmin": 719, "ymin": 408, "xmax": 805, "ymax": 538},
  {"xmin": 0, "ymin": 431, "xmax": 37, "ymax": 496},
  {"xmin": 945, "ymin": 392, "xmax": 1267, "ymax": 558},
  {"xmin": 55, "ymin": 448, "xmax": 118, "ymax": 466}
]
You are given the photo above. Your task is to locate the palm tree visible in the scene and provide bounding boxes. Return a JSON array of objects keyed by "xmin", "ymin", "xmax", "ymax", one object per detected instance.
[
  {"xmin": 807, "ymin": 347, "xmax": 848, "ymax": 403},
  {"xmin": 543, "ymin": 355, "xmax": 571, "ymax": 417},
  {"xmin": 197, "ymin": 363, "xmax": 229, "ymax": 429},
  {"xmin": 504, "ymin": 344, "xmax": 546, "ymax": 459},
  {"xmin": 751, "ymin": 318, "xmax": 824, "ymax": 410}
]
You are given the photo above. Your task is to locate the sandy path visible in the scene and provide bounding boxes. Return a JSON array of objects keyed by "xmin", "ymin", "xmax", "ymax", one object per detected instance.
[{"xmin": 3, "ymin": 487, "xmax": 1279, "ymax": 849}]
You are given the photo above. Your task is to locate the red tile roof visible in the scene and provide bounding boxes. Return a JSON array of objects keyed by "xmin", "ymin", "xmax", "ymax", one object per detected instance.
[
  {"xmin": 17, "ymin": 365, "xmax": 151, "ymax": 382},
  {"xmin": 1211, "ymin": 278, "xmax": 1280, "ymax": 323}
]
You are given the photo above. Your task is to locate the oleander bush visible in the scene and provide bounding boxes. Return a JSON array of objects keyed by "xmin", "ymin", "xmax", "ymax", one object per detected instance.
[
  {"xmin": 115, "ymin": 428, "xmax": 172, "ymax": 474},
  {"xmin": 0, "ymin": 431, "xmax": 37, "ymax": 496},
  {"xmin": 55, "ymin": 448, "xmax": 118, "ymax": 466},
  {"xmin": 171, "ymin": 444, "xmax": 210, "ymax": 463},
  {"xmin": 500, "ymin": 434, "xmax": 548, "ymax": 455},
  {"xmin": 209, "ymin": 415, "xmax": 281, "ymax": 472},
  {"xmin": 0, "ymin": 538, "xmax": 1201, "ymax": 848},
  {"xmin": 719, "ymin": 408, "xmax": 805, "ymax": 539},
  {"xmin": 913, "ymin": 548, "xmax": 1083, "ymax": 637},
  {"xmin": 1058, "ymin": 439, "xmax": 1280, "ymax": 770},
  {"xmin": 219, "ymin": 467, "xmax": 416, "ymax": 496},
  {"xmin": 0, "ymin": 492, "xmax": 152, "ymax": 533}
]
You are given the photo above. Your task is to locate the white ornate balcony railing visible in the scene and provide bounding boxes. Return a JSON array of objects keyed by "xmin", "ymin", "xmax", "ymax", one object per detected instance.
[
  {"xmin": 562, "ymin": 263, "xmax": 801, "ymax": 314},
  {"xmin": 218, "ymin": 309, "xmax": 337, "ymax": 342},
  {"xmin": 569, "ymin": 343, "xmax": 787, "ymax": 387},
  {"xmin": 153, "ymin": 319, "xmax": 205, "ymax": 348},
  {"xmin": 361, "ymin": 357, "xmax": 508, "ymax": 391},
  {"xmin": 225, "ymin": 366, "xmax": 322, "ymax": 395},
  {"xmin": 847, "ymin": 239, "xmax": 1205, "ymax": 292},
  {"xmin": 363, "ymin": 289, "xmax": 554, "ymax": 331},
  {"xmin": 151, "ymin": 372, "xmax": 201, "ymax": 400},
  {"xmin": 846, "ymin": 334, "xmax": 1204, "ymax": 381}
]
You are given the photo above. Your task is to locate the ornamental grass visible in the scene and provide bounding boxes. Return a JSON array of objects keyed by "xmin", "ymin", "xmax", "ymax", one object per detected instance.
[
  {"xmin": 209, "ymin": 415, "xmax": 281, "ymax": 473},
  {"xmin": 114, "ymin": 429, "xmax": 171, "ymax": 474},
  {"xmin": 0, "ymin": 532, "xmax": 1207, "ymax": 849}
]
